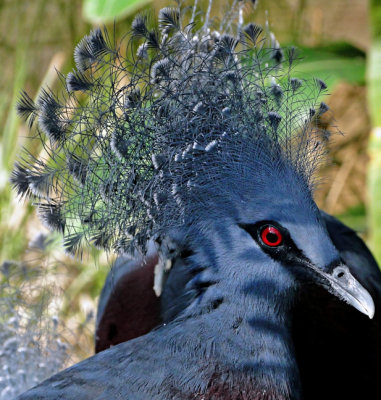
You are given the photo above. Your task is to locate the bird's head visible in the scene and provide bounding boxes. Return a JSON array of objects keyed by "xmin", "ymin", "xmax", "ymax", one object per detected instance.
[{"xmin": 159, "ymin": 156, "xmax": 375, "ymax": 321}]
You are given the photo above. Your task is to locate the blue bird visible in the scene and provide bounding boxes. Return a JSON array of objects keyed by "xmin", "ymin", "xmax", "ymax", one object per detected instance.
[
  {"xmin": 11, "ymin": 1, "xmax": 379, "ymax": 399},
  {"xmin": 95, "ymin": 212, "xmax": 381, "ymax": 399}
]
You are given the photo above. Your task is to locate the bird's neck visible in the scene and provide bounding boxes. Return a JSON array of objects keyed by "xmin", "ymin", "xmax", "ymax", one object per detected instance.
[{"xmin": 170, "ymin": 270, "xmax": 301, "ymax": 400}]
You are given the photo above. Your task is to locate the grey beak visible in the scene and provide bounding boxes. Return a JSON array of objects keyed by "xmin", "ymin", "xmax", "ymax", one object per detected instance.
[{"xmin": 322, "ymin": 265, "xmax": 375, "ymax": 319}]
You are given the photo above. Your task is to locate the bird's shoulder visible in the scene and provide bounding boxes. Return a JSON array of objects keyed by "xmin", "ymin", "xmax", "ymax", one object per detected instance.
[{"xmin": 16, "ymin": 337, "xmax": 165, "ymax": 399}]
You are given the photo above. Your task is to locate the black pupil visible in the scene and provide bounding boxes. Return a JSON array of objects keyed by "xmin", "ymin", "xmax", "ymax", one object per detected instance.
[{"xmin": 266, "ymin": 232, "xmax": 279, "ymax": 243}]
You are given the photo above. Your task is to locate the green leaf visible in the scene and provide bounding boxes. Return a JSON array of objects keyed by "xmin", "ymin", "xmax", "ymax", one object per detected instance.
[
  {"xmin": 291, "ymin": 43, "xmax": 366, "ymax": 88},
  {"xmin": 367, "ymin": 40, "xmax": 381, "ymax": 127},
  {"xmin": 83, "ymin": 0, "xmax": 152, "ymax": 23}
]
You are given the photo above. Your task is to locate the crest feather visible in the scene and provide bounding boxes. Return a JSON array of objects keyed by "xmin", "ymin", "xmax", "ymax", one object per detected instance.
[{"xmin": 13, "ymin": 1, "xmax": 333, "ymax": 254}]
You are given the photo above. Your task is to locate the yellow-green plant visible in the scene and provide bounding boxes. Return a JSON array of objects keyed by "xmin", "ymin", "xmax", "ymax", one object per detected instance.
[{"xmin": 367, "ymin": 0, "xmax": 381, "ymax": 264}]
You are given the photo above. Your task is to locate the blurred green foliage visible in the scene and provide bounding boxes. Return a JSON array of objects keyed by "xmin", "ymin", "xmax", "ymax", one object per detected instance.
[
  {"xmin": 368, "ymin": 40, "xmax": 381, "ymax": 126},
  {"xmin": 338, "ymin": 204, "xmax": 367, "ymax": 234},
  {"xmin": 370, "ymin": 0, "xmax": 381, "ymax": 38},
  {"xmin": 367, "ymin": 0, "xmax": 381, "ymax": 264},
  {"xmin": 83, "ymin": 0, "xmax": 152, "ymax": 23},
  {"xmin": 293, "ymin": 44, "xmax": 366, "ymax": 87}
]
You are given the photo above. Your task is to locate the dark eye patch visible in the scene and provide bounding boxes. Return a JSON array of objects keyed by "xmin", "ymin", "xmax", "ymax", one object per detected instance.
[{"xmin": 239, "ymin": 221, "xmax": 308, "ymax": 266}]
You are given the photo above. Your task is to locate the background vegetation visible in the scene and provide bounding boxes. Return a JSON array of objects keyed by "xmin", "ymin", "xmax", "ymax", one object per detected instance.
[{"xmin": 0, "ymin": 0, "xmax": 379, "ymax": 395}]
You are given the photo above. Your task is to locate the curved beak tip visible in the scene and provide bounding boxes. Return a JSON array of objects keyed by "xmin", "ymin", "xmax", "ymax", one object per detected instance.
[
  {"xmin": 324, "ymin": 266, "xmax": 376, "ymax": 319},
  {"xmin": 358, "ymin": 291, "xmax": 375, "ymax": 319},
  {"xmin": 351, "ymin": 290, "xmax": 375, "ymax": 319}
]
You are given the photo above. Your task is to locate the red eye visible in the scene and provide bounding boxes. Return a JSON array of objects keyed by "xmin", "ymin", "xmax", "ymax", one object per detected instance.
[{"xmin": 261, "ymin": 226, "xmax": 283, "ymax": 247}]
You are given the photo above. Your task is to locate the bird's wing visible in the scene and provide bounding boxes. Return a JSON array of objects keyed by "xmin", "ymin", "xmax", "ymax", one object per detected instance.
[
  {"xmin": 95, "ymin": 249, "xmax": 160, "ymax": 353},
  {"xmin": 16, "ymin": 337, "xmax": 172, "ymax": 400}
]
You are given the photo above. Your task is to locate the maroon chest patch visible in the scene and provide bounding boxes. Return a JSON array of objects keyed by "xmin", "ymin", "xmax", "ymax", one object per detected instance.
[
  {"xmin": 95, "ymin": 253, "xmax": 160, "ymax": 352},
  {"xmin": 200, "ymin": 381, "xmax": 290, "ymax": 400},
  {"xmin": 169, "ymin": 370, "xmax": 293, "ymax": 400}
]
